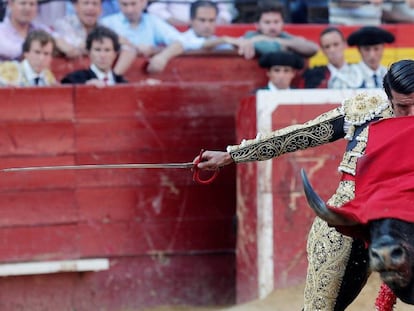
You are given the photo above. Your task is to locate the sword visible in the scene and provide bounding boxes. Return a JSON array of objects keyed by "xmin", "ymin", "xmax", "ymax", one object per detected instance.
[
  {"xmin": 1, "ymin": 162, "xmax": 195, "ymax": 172},
  {"xmin": 0, "ymin": 150, "xmax": 219, "ymax": 185}
]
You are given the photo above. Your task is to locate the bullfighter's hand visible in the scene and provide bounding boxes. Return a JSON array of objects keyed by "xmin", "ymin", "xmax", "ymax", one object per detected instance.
[{"xmin": 193, "ymin": 150, "xmax": 234, "ymax": 171}]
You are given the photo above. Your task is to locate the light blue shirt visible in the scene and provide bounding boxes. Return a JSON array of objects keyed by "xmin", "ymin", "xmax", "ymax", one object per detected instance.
[
  {"xmin": 101, "ymin": 12, "xmax": 183, "ymax": 47},
  {"xmin": 181, "ymin": 29, "xmax": 234, "ymax": 51}
]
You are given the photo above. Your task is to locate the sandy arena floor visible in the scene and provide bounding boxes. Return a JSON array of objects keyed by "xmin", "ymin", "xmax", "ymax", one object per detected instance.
[{"xmin": 143, "ymin": 274, "xmax": 413, "ymax": 311}]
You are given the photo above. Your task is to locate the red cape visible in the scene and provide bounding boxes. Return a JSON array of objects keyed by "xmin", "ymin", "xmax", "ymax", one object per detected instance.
[{"xmin": 332, "ymin": 116, "xmax": 414, "ymax": 240}]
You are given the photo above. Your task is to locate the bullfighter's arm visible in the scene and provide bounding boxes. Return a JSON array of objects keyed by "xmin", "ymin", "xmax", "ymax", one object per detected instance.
[{"xmin": 227, "ymin": 107, "xmax": 344, "ymax": 163}]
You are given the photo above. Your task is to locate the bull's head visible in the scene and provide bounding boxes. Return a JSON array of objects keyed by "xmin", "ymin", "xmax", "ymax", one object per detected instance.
[{"xmin": 301, "ymin": 169, "xmax": 414, "ymax": 304}]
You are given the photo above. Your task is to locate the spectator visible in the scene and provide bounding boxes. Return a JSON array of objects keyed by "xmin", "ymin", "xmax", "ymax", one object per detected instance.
[
  {"xmin": 302, "ymin": 27, "xmax": 362, "ymax": 89},
  {"xmin": 182, "ymin": 0, "xmax": 254, "ymax": 59},
  {"xmin": 147, "ymin": 0, "xmax": 236, "ymax": 26},
  {"xmin": 330, "ymin": 0, "xmax": 414, "ymax": 25},
  {"xmin": 0, "ymin": 29, "xmax": 57, "ymax": 86},
  {"xmin": 382, "ymin": 1, "xmax": 414, "ymax": 23},
  {"xmin": 65, "ymin": 0, "xmax": 121, "ymax": 18},
  {"xmin": 53, "ymin": 0, "xmax": 103, "ymax": 58},
  {"xmin": 243, "ymin": 1, "xmax": 319, "ymax": 58},
  {"xmin": 0, "ymin": 0, "xmax": 70, "ymax": 61},
  {"xmin": 37, "ymin": 2, "xmax": 66, "ymax": 27},
  {"xmin": 54, "ymin": 0, "xmax": 136, "ymax": 76},
  {"xmin": 100, "ymin": 0, "xmax": 185, "ymax": 73},
  {"xmin": 257, "ymin": 51, "xmax": 304, "ymax": 90},
  {"xmin": 347, "ymin": 26, "xmax": 395, "ymax": 88},
  {"xmin": 328, "ymin": 0, "xmax": 397, "ymax": 25},
  {"xmin": 61, "ymin": 25, "xmax": 127, "ymax": 85}
]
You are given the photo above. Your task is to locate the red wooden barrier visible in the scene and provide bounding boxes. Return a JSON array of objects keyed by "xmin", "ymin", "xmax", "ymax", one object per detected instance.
[{"xmin": 0, "ymin": 81, "xmax": 254, "ymax": 310}]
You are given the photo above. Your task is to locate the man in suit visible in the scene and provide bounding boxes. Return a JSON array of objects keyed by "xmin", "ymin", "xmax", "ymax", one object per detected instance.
[
  {"xmin": 0, "ymin": 29, "xmax": 57, "ymax": 86},
  {"xmin": 61, "ymin": 25, "xmax": 127, "ymax": 85}
]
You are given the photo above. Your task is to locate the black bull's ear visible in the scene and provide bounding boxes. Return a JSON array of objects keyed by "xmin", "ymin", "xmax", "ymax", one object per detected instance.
[{"xmin": 300, "ymin": 169, "xmax": 357, "ymax": 226}]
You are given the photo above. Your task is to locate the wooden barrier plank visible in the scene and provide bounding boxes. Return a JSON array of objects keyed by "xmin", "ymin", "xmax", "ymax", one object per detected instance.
[
  {"xmin": 75, "ymin": 116, "xmax": 235, "ymax": 153},
  {"xmin": 0, "ymin": 225, "xmax": 79, "ymax": 262},
  {"xmin": 77, "ymin": 186, "xmax": 235, "ymax": 222},
  {"xmin": 73, "ymin": 83, "xmax": 256, "ymax": 119},
  {"xmin": 78, "ymin": 219, "xmax": 236, "ymax": 257},
  {"xmin": 0, "ymin": 255, "xmax": 235, "ymax": 310},
  {"xmin": 0, "ymin": 190, "xmax": 78, "ymax": 227},
  {"xmin": 0, "ymin": 173, "xmax": 76, "ymax": 191},
  {"xmin": 0, "ymin": 122, "xmax": 74, "ymax": 156},
  {"xmin": 0, "ymin": 87, "xmax": 74, "ymax": 121},
  {"xmin": 52, "ymin": 55, "xmax": 266, "ymax": 86}
]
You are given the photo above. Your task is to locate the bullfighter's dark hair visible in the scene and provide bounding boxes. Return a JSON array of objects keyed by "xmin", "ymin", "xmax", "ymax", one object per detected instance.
[
  {"xmin": 22, "ymin": 29, "xmax": 56, "ymax": 54},
  {"xmin": 86, "ymin": 25, "xmax": 121, "ymax": 53},
  {"xmin": 383, "ymin": 59, "xmax": 414, "ymax": 99},
  {"xmin": 190, "ymin": 0, "xmax": 218, "ymax": 20},
  {"xmin": 255, "ymin": 1, "xmax": 285, "ymax": 22}
]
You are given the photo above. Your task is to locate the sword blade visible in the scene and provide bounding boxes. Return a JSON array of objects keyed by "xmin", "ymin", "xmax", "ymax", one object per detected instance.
[{"xmin": 1, "ymin": 162, "xmax": 195, "ymax": 172}]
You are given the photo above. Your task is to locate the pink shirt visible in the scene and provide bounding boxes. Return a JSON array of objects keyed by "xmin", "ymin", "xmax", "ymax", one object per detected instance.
[{"xmin": 0, "ymin": 17, "xmax": 52, "ymax": 61}]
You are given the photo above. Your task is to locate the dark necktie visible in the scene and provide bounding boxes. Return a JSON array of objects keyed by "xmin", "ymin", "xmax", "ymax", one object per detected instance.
[
  {"xmin": 373, "ymin": 74, "xmax": 379, "ymax": 88},
  {"xmin": 34, "ymin": 77, "xmax": 40, "ymax": 85}
]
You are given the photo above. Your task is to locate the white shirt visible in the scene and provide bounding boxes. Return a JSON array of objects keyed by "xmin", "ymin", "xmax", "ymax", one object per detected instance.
[
  {"xmin": 353, "ymin": 61, "xmax": 387, "ymax": 89},
  {"xmin": 22, "ymin": 59, "xmax": 47, "ymax": 86},
  {"xmin": 90, "ymin": 64, "xmax": 115, "ymax": 85},
  {"xmin": 327, "ymin": 63, "xmax": 363, "ymax": 89}
]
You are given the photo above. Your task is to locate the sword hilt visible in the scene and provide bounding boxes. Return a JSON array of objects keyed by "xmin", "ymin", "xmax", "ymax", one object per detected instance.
[{"xmin": 193, "ymin": 149, "xmax": 219, "ymax": 185}]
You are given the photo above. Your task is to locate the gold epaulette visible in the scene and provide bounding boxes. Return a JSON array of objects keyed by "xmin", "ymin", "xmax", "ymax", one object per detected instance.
[
  {"xmin": 44, "ymin": 69, "xmax": 57, "ymax": 85},
  {"xmin": 340, "ymin": 92, "xmax": 392, "ymax": 140},
  {"xmin": 340, "ymin": 92, "xmax": 390, "ymax": 126},
  {"xmin": 0, "ymin": 61, "xmax": 22, "ymax": 86}
]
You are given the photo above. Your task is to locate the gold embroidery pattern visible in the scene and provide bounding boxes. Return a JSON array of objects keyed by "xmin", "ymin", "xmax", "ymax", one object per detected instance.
[
  {"xmin": 327, "ymin": 181, "xmax": 355, "ymax": 207},
  {"xmin": 338, "ymin": 126, "xmax": 369, "ymax": 175},
  {"xmin": 341, "ymin": 92, "xmax": 389, "ymax": 126},
  {"xmin": 0, "ymin": 61, "xmax": 21, "ymax": 86},
  {"xmin": 304, "ymin": 217, "xmax": 353, "ymax": 311},
  {"xmin": 228, "ymin": 108, "xmax": 342, "ymax": 163}
]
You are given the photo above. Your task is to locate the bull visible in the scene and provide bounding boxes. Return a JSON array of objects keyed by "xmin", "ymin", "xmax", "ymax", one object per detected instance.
[
  {"xmin": 300, "ymin": 117, "xmax": 414, "ymax": 306},
  {"xmin": 301, "ymin": 169, "xmax": 414, "ymax": 305}
]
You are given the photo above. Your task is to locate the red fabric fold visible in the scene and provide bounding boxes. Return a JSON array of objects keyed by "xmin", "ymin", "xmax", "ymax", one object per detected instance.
[{"xmin": 330, "ymin": 116, "xmax": 414, "ymax": 239}]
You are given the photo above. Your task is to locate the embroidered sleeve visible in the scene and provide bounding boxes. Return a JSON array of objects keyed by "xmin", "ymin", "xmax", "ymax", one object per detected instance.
[{"xmin": 227, "ymin": 107, "xmax": 344, "ymax": 163}]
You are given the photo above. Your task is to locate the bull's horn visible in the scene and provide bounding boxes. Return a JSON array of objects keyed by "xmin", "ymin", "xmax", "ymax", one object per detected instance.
[{"xmin": 300, "ymin": 169, "xmax": 357, "ymax": 226}]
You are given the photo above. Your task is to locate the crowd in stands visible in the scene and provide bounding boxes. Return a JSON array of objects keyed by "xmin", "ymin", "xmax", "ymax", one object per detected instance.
[{"xmin": 0, "ymin": 0, "xmax": 413, "ymax": 88}]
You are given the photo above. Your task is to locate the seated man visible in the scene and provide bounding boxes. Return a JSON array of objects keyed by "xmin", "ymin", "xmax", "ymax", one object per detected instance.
[
  {"xmin": 61, "ymin": 25, "xmax": 127, "ymax": 85},
  {"xmin": 53, "ymin": 0, "xmax": 103, "ymax": 58},
  {"xmin": 0, "ymin": 29, "xmax": 57, "ymax": 86},
  {"xmin": 242, "ymin": 1, "xmax": 319, "ymax": 58},
  {"xmin": 100, "ymin": 0, "xmax": 185, "ymax": 73},
  {"xmin": 0, "ymin": 0, "xmax": 69, "ymax": 61},
  {"xmin": 302, "ymin": 27, "xmax": 362, "ymax": 89},
  {"xmin": 257, "ymin": 51, "xmax": 304, "ymax": 90},
  {"xmin": 182, "ymin": 0, "xmax": 254, "ymax": 59}
]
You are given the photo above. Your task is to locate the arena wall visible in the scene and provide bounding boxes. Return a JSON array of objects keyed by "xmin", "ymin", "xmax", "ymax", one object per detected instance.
[{"xmin": 1, "ymin": 23, "xmax": 414, "ymax": 309}]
